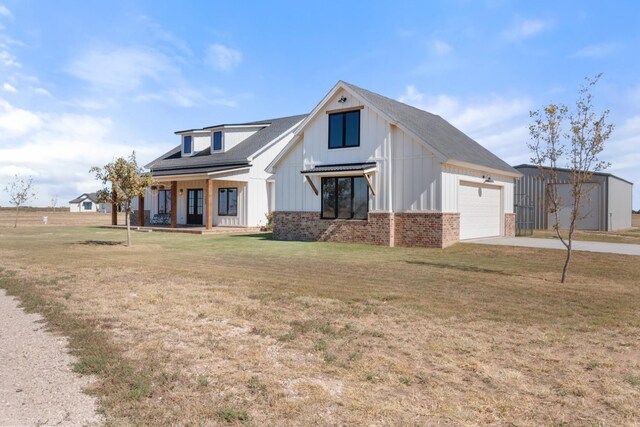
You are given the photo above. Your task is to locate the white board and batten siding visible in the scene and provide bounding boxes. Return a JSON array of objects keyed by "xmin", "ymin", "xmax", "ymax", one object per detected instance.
[
  {"xmin": 275, "ymin": 88, "xmax": 442, "ymax": 213},
  {"xmin": 442, "ymin": 165, "xmax": 514, "ymax": 240}
]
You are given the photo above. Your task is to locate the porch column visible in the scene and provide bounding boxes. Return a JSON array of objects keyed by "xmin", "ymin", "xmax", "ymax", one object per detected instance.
[
  {"xmin": 170, "ymin": 181, "xmax": 177, "ymax": 228},
  {"xmin": 205, "ymin": 179, "xmax": 213, "ymax": 230},
  {"xmin": 111, "ymin": 188, "xmax": 117, "ymax": 225},
  {"xmin": 138, "ymin": 194, "xmax": 145, "ymax": 226}
]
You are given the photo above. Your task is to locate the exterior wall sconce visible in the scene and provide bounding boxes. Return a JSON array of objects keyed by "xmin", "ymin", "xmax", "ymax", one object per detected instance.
[
  {"xmin": 179, "ymin": 188, "xmax": 184, "ymax": 195},
  {"xmin": 483, "ymin": 175, "xmax": 494, "ymax": 183}
]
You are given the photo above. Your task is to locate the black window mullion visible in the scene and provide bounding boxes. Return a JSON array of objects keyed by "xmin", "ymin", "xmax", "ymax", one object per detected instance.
[{"xmin": 333, "ymin": 177, "xmax": 338, "ymax": 219}]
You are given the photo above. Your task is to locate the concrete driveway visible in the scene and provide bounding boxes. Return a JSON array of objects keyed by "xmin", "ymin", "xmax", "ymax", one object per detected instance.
[{"xmin": 465, "ymin": 236, "xmax": 640, "ymax": 256}]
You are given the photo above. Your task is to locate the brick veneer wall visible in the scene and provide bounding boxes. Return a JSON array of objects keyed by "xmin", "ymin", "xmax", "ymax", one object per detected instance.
[
  {"xmin": 394, "ymin": 212, "xmax": 460, "ymax": 248},
  {"xmin": 273, "ymin": 211, "xmax": 461, "ymax": 248},
  {"xmin": 272, "ymin": 212, "xmax": 393, "ymax": 246},
  {"xmin": 505, "ymin": 213, "xmax": 516, "ymax": 237}
]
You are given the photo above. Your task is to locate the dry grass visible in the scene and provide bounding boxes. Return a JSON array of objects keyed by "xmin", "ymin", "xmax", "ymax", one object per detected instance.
[
  {"xmin": 633, "ymin": 214, "xmax": 640, "ymax": 228},
  {"xmin": 532, "ymin": 227, "xmax": 640, "ymax": 245},
  {"xmin": 0, "ymin": 209, "xmax": 126, "ymax": 228},
  {"xmin": 0, "ymin": 226, "xmax": 639, "ymax": 426}
]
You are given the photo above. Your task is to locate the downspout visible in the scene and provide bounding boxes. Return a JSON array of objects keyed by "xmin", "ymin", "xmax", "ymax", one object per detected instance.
[{"xmin": 605, "ymin": 176, "xmax": 609, "ymax": 231}]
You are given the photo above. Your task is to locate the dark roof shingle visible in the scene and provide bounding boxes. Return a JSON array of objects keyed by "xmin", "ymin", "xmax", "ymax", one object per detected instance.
[{"xmin": 342, "ymin": 81, "xmax": 519, "ymax": 175}]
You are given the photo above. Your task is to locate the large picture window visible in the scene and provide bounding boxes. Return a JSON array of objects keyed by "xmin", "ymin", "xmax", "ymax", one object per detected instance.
[
  {"xmin": 212, "ymin": 131, "xmax": 222, "ymax": 151},
  {"xmin": 82, "ymin": 201, "xmax": 92, "ymax": 210},
  {"xmin": 218, "ymin": 187, "xmax": 238, "ymax": 216},
  {"xmin": 328, "ymin": 110, "xmax": 360, "ymax": 149},
  {"xmin": 158, "ymin": 190, "xmax": 172, "ymax": 214},
  {"xmin": 321, "ymin": 176, "xmax": 368, "ymax": 220}
]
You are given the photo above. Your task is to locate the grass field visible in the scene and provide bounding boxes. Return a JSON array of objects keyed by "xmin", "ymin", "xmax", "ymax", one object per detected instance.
[
  {"xmin": 0, "ymin": 208, "xmax": 126, "ymax": 228},
  {"xmin": 0, "ymin": 226, "xmax": 639, "ymax": 426}
]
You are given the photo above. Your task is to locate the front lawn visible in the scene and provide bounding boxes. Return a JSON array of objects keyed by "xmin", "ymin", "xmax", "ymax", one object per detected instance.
[{"xmin": 0, "ymin": 227, "xmax": 638, "ymax": 425}]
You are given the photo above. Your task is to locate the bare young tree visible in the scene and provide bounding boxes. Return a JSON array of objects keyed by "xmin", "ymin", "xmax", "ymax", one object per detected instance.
[
  {"xmin": 50, "ymin": 196, "xmax": 59, "ymax": 212},
  {"xmin": 528, "ymin": 74, "xmax": 613, "ymax": 283},
  {"xmin": 4, "ymin": 174, "xmax": 37, "ymax": 228},
  {"xmin": 91, "ymin": 152, "xmax": 153, "ymax": 247}
]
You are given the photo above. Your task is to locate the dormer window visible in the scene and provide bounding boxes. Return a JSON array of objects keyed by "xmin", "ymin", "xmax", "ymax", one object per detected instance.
[
  {"xmin": 183, "ymin": 135, "xmax": 193, "ymax": 155},
  {"xmin": 212, "ymin": 131, "xmax": 223, "ymax": 152}
]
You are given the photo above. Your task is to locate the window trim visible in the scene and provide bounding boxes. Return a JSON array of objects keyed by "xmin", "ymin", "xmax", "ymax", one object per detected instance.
[
  {"xmin": 182, "ymin": 135, "xmax": 193, "ymax": 155},
  {"xmin": 157, "ymin": 189, "xmax": 172, "ymax": 214},
  {"xmin": 328, "ymin": 110, "xmax": 361, "ymax": 149},
  {"xmin": 211, "ymin": 130, "xmax": 223, "ymax": 152},
  {"xmin": 320, "ymin": 176, "xmax": 369, "ymax": 220},
  {"xmin": 218, "ymin": 187, "xmax": 238, "ymax": 217}
]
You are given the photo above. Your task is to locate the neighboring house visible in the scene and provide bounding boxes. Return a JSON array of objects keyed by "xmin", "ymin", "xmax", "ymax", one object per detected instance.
[
  {"xmin": 514, "ymin": 164, "xmax": 633, "ymax": 231},
  {"xmin": 141, "ymin": 114, "xmax": 307, "ymax": 228},
  {"xmin": 267, "ymin": 81, "xmax": 522, "ymax": 248},
  {"xmin": 69, "ymin": 193, "xmax": 111, "ymax": 213}
]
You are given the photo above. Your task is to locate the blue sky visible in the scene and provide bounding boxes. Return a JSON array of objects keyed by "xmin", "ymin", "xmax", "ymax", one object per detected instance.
[{"xmin": 0, "ymin": 1, "xmax": 638, "ymax": 208}]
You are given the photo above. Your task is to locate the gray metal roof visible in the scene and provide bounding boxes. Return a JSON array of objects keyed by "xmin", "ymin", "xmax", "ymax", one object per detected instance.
[
  {"xmin": 151, "ymin": 163, "xmax": 250, "ymax": 177},
  {"xmin": 514, "ymin": 164, "xmax": 634, "ymax": 186},
  {"xmin": 69, "ymin": 192, "xmax": 98, "ymax": 204},
  {"xmin": 301, "ymin": 162, "xmax": 377, "ymax": 174},
  {"xmin": 342, "ymin": 81, "xmax": 519, "ymax": 175},
  {"xmin": 148, "ymin": 114, "xmax": 307, "ymax": 175}
]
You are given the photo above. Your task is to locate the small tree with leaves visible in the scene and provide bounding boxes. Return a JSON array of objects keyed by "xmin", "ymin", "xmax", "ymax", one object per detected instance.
[
  {"xmin": 4, "ymin": 174, "xmax": 37, "ymax": 228},
  {"xmin": 528, "ymin": 74, "xmax": 613, "ymax": 283},
  {"xmin": 90, "ymin": 152, "xmax": 153, "ymax": 247}
]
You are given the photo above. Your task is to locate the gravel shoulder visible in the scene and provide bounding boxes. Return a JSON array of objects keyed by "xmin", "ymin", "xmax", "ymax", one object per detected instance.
[{"xmin": 0, "ymin": 289, "xmax": 102, "ymax": 426}]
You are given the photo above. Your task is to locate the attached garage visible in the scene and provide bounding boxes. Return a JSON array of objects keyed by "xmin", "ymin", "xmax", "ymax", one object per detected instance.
[{"xmin": 458, "ymin": 182, "xmax": 502, "ymax": 240}]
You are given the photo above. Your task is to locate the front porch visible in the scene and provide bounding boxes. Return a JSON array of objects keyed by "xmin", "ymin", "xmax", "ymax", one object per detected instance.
[{"xmin": 127, "ymin": 174, "xmax": 251, "ymax": 230}]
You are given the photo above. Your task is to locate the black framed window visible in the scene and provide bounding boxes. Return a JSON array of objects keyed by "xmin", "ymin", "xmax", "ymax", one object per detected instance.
[
  {"xmin": 183, "ymin": 135, "xmax": 192, "ymax": 154},
  {"xmin": 82, "ymin": 201, "xmax": 92, "ymax": 210},
  {"xmin": 158, "ymin": 190, "xmax": 172, "ymax": 214},
  {"xmin": 321, "ymin": 176, "xmax": 368, "ymax": 220},
  {"xmin": 328, "ymin": 110, "xmax": 360, "ymax": 149},
  {"xmin": 218, "ymin": 187, "xmax": 238, "ymax": 216},
  {"xmin": 212, "ymin": 131, "xmax": 222, "ymax": 151}
]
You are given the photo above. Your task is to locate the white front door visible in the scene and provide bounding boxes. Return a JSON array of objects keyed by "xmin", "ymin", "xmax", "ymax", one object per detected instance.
[{"xmin": 459, "ymin": 182, "xmax": 502, "ymax": 240}]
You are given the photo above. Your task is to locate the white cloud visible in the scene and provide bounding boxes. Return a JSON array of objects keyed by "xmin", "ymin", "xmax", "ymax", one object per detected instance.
[
  {"xmin": 0, "ymin": 98, "xmax": 158, "ymax": 206},
  {"xmin": 2, "ymin": 82, "xmax": 16, "ymax": 92},
  {"xmin": 0, "ymin": 49, "xmax": 19, "ymax": 67},
  {"xmin": 33, "ymin": 87, "xmax": 51, "ymax": 96},
  {"xmin": 571, "ymin": 43, "xmax": 622, "ymax": 59},
  {"xmin": 0, "ymin": 4, "xmax": 13, "ymax": 19},
  {"xmin": 206, "ymin": 43, "xmax": 243, "ymax": 72},
  {"xmin": 66, "ymin": 46, "xmax": 173, "ymax": 93},
  {"xmin": 0, "ymin": 98, "xmax": 43, "ymax": 136},
  {"xmin": 432, "ymin": 40, "xmax": 452, "ymax": 55},
  {"xmin": 503, "ymin": 18, "xmax": 549, "ymax": 41}
]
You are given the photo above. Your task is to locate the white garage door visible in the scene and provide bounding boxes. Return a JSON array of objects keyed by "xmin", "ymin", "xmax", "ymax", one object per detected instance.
[{"xmin": 459, "ymin": 182, "xmax": 502, "ymax": 240}]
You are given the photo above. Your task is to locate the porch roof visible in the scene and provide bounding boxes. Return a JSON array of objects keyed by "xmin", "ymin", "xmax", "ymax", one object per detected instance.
[
  {"xmin": 151, "ymin": 162, "xmax": 250, "ymax": 177},
  {"xmin": 300, "ymin": 162, "xmax": 377, "ymax": 175}
]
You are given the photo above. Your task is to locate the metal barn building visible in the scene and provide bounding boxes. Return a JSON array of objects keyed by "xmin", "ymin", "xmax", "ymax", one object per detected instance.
[{"xmin": 514, "ymin": 164, "xmax": 633, "ymax": 232}]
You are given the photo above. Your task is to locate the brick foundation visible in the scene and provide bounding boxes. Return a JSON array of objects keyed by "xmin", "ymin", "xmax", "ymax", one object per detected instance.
[
  {"xmin": 273, "ymin": 211, "xmax": 461, "ymax": 248},
  {"xmin": 505, "ymin": 213, "xmax": 516, "ymax": 237}
]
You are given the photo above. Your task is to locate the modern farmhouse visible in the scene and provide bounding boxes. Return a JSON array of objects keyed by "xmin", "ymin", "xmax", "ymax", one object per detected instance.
[
  {"xmin": 140, "ymin": 114, "xmax": 306, "ymax": 229},
  {"xmin": 267, "ymin": 81, "xmax": 522, "ymax": 248},
  {"xmin": 69, "ymin": 192, "xmax": 111, "ymax": 213}
]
